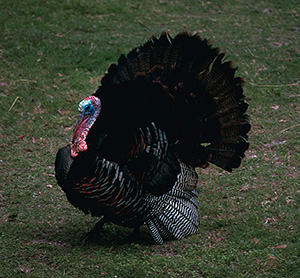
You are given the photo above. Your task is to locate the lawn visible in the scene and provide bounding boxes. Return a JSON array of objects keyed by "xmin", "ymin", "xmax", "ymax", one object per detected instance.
[{"xmin": 0, "ymin": 0, "xmax": 299, "ymax": 277}]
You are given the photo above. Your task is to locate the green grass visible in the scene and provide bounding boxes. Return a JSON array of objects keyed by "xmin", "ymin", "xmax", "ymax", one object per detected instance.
[{"xmin": 1, "ymin": 0, "xmax": 299, "ymax": 277}]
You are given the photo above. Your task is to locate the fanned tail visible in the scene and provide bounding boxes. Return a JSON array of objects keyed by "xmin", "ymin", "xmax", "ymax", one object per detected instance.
[
  {"xmin": 99, "ymin": 31, "xmax": 250, "ymax": 171},
  {"xmin": 144, "ymin": 161, "xmax": 199, "ymax": 244}
]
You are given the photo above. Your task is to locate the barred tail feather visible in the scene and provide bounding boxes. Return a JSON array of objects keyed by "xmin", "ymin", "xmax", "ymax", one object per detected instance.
[{"xmin": 145, "ymin": 162, "xmax": 199, "ymax": 244}]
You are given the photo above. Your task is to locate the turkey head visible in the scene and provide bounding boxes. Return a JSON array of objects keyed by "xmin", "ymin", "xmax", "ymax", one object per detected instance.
[{"xmin": 71, "ymin": 96, "xmax": 102, "ymax": 157}]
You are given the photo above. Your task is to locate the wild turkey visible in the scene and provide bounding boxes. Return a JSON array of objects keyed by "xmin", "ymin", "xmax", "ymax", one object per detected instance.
[{"xmin": 55, "ymin": 31, "xmax": 250, "ymax": 244}]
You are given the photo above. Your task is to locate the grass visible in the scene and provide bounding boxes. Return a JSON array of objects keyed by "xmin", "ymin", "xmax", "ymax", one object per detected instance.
[{"xmin": 1, "ymin": 0, "xmax": 299, "ymax": 277}]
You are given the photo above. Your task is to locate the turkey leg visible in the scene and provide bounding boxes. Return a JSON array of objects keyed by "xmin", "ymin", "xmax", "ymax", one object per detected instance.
[
  {"xmin": 120, "ymin": 226, "xmax": 141, "ymax": 244},
  {"xmin": 80, "ymin": 217, "xmax": 107, "ymax": 246}
]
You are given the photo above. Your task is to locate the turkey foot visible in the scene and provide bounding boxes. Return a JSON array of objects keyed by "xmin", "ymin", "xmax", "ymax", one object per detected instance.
[
  {"xmin": 80, "ymin": 217, "xmax": 106, "ymax": 246},
  {"xmin": 120, "ymin": 227, "xmax": 141, "ymax": 244}
]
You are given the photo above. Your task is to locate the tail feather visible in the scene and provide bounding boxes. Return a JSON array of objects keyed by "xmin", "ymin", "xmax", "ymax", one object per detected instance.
[
  {"xmin": 99, "ymin": 31, "xmax": 250, "ymax": 171},
  {"xmin": 151, "ymin": 32, "xmax": 170, "ymax": 68}
]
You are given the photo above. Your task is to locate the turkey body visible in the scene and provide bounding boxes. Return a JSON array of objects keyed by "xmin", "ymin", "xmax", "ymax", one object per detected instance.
[{"xmin": 55, "ymin": 31, "xmax": 250, "ymax": 244}]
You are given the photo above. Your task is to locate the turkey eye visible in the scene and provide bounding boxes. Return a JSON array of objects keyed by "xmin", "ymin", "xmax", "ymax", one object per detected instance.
[{"xmin": 85, "ymin": 104, "xmax": 92, "ymax": 112}]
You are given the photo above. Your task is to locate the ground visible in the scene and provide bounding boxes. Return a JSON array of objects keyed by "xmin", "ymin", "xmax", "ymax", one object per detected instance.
[{"xmin": 0, "ymin": 0, "xmax": 299, "ymax": 277}]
